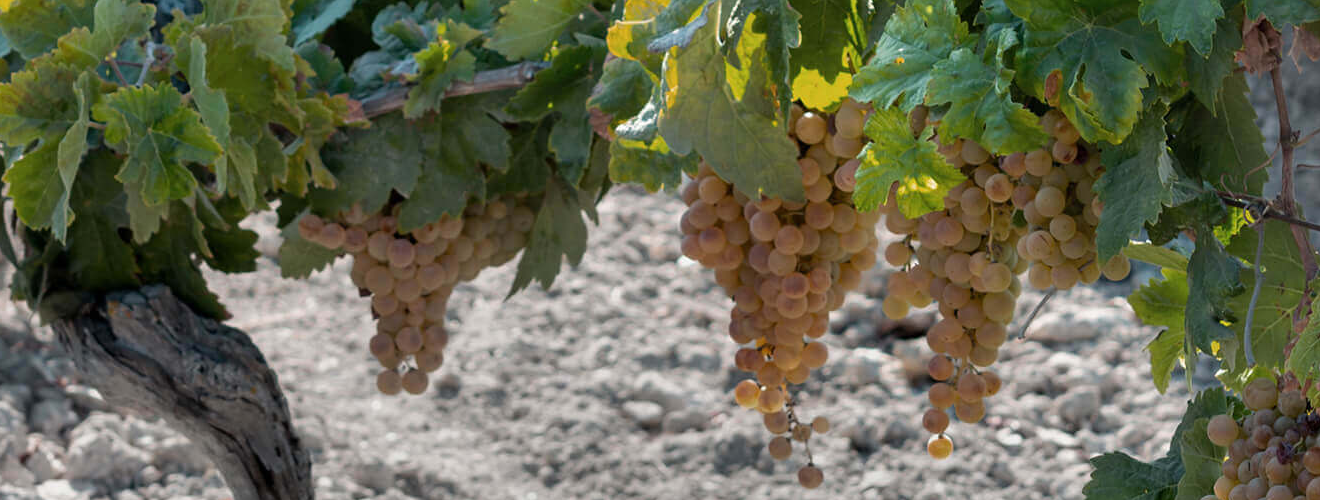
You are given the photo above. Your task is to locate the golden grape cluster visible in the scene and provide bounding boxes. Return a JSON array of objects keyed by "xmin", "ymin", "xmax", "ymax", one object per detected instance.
[
  {"xmin": 299, "ymin": 197, "xmax": 535, "ymax": 395},
  {"xmin": 1204, "ymin": 378, "xmax": 1320, "ymax": 500},
  {"xmin": 684, "ymin": 99, "xmax": 880, "ymax": 488},
  {"xmin": 879, "ymin": 108, "xmax": 1133, "ymax": 459}
]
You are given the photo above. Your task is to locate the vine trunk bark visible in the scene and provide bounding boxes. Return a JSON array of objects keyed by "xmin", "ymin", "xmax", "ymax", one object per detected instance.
[{"xmin": 50, "ymin": 285, "xmax": 313, "ymax": 500}]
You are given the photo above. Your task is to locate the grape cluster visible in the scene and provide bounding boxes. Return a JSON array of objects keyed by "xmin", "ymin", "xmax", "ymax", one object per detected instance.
[
  {"xmin": 299, "ymin": 197, "xmax": 535, "ymax": 395},
  {"xmin": 1203, "ymin": 378, "xmax": 1320, "ymax": 500},
  {"xmin": 685, "ymin": 99, "xmax": 880, "ymax": 488},
  {"xmin": 879, "ymin": 107, "xmax": 1134, "ymax": 458}
]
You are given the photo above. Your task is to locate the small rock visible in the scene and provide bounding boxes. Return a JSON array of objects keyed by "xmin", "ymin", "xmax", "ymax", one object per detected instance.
[
  {"xmin": 0, "ymin": 401, "xmax": 27, "ymax": 442},
  {"xmin": 989, "ymin": 461, "xmax": 1016, "ymax": 485},
  {"xmin": 67, "ymin": 413, "xmax": 126, "ymax": 443},
  {"xmin": 35, "ymin": 479, "xmax": 96, "ymax": 500},
  {"xmin": 995, "ymin": 427, "xmax": 1024, "ymax": 450},
  {"xmin": 115, "ymin": 490, "xmax": 145, "ymax": 500},
  {"xmin": 1028, "ymin": 308, "xmax": 1128, "ymax": 343},
  {"xmin": 30, "ymin": 399, "xmax": 79, "ymax": 438},
  {"xmin": 1036, "ymin": 427, "xmax": 1082, "ymax": 448},
  {"xmin": 0, "ymin": 485, "xmax": 41, "ymax": 499},
  {"xmin": 1054, "ymin": 386, "xmax": 1102, "ymax": 429},
  {"xmin": 22, "ymin": 435, "xmax": 66, "ymax": 482},
  {"xmin": 0, "ymin": 445, "xmax": 35, "ymax": 487},
  {"xmin": 622, "ymin": 400, "xmax": 664, "ymax": 428},
  {"xmin": 628, "ymin": 373, "xmax": 686, "ymax": 411},
  {"xmin": 660, "ymin": 408, "xmax": 707, "ymax": 433},
  {"xmin": 64, "ymin": 431, "xmax": 151, "ymax": 488},
  {"xmin": 136, "ymin": 465, "xmax": 163, "ymax": 485},
  {"xmin": 0, "ymin": 384, "xmax": 33, "ymax": 413},
  {"xmin": 835, "ymin": 349, "xmax": 885, "ymax": 388},
  {"xmin": 151, "ymin": 436, "xmax": 212, "ymax": 475},
  {"xmin": 61, "ymin": 385, "xmax": 110, "ymax": 413}
]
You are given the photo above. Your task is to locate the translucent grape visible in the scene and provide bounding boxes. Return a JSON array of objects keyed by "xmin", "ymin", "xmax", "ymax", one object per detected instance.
[
  {"xmin": 768, "ymin": 436, "xmax": 793, "ymax": 460},
  {"xmin": 927, "ymin": 435, "xmax": 953, "ymax": 459},
  {"xmin": 1034, "ymin": 186, "xmax": 1066, "ymax": 218},
  {"xmin": 798, "ymin": 465, "xmax": 824, "ymax": 489},
  {"xmin": 795, "ymin": 112, "xmax": 827, "ymax": 144},
  {"xmin": 923, "ymin": 408, "xmax": 950, "ymax": 433},
  {"xmin": 734, "ymin": 380, "xmax": 761, "ymax": 408}
]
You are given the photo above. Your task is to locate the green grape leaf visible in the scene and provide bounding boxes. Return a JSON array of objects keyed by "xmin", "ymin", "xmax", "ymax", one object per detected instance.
[
  {"xmin": 403, "ymin": 20, "xmax": 479, "ymax": 118},
  {"xmin": 487, "ymin": 0, "xmax": 589, "ymax": 60},
  {"xmin": 1246, "ymin": 0, "xmax": 1320, "ymax": 26},
  {"xmin": 65, "ymin": 151, "xmax": 139, "ymax": 291},
  {"xmin": 1082, "ymin": 452, "xmax": 1180, "ymax": 500},
  {"xmin": 1185, "ymin": 225, "xmax": 1244, "ymax": 358},
  {"xmin": 138, "ymin": 203, "xmax": 228, "ymax": 319},
  {"xmin": 1138, "ymin": 0, "xmax": 1223, "ymax": 56},
  {"xmin": 0, "ymin": 0, "xmax": 95, "ymax": 59},
  {"xmin": 199, "ymin": 198, "xmax": 260, "ymax": 273},
  {"xmin": 589, "ymin": 58, "xmax": 653, "ymax": 121},
  {"xmin": 657, "ymin": 16, "xmax": 803, "ymax": 202},
  {"xmin": 3, "ymin": 71, "xmax": 95, "ymax": 243},
  {"xmin": 1124, "ymin": 243, "xmax": 1190, "ymax": 271},
  {"xmin": 50, "ymin": 0, "xmax": 156, "ymax": 69},
  {"xmin": 1006, "ymin": 0, "xmax": 1184, "ymax": 144},
  {"xmin": 925, "ymin": 48, "xmax": 1049, "ymax": 155},
  {"xmin": 169, "ymin": 25, "xmax": 304, "ymax": 133},
  {"xmin": 201, "ymin": 0, "xmax": 296, "ymax": 71},
  {"xmin": 789, "ymin": 0, "xmax": 856, "ymax": 109},
  {"xmin": 855, "ymin": 107, "xmax": 965, "ymax": 218},
  {"xmin": 1171, "ymin": 387, "xmax": 1236, "ymax": 457},
  {"xmin": 1287, "ymin": 278, "xmax": 1320, "ymax": 385},
  {"xmin": 290, "ymin": 0, "xmax": 356, "ymax": 46},
  {"xmin": 724, "ymin": 0, "xmax": 800, "ymax": 111},
  {"xmin": 1173, "ymin": 418, "xmax": 1221, "ymax": 500},
  {"xmin": 606, "ymin": 0, "xmax": 706, "ymax": 73},
  {"xmin": 1094, "ymin": 107, "xmax": 1175, "ymax": 262},
  {"xmin": 309, "ymin": 113, "xmax": 422, "ymax": 217},
  {"xmin": 510, "ymin": 178, "xmax": 588, "ymax": 295},
  {"xmin": 505, "ymin": 45, "xmax": 599, "ymax": 181},
  {"xmin": 1172, "ymin": 75, "xmax": 1268, "ymax": 195},
  {"xmin": 277, "ymin": 211, "xmax": 341, "ymax": 279},
  {"xmin": 181, "ymin": 36, "xmax": 259, "ymax": 209},
  {"xmin": 1182, "ymin": 0, "xmax": 1241, "ymax": 109},
  {"xmin": 0, "ymin": 61, "xmax": 85, "ymax": 147},
  {"xmin": 487, "ymin": 120, "xmax": 553, "ymax": 197},
  {"xmin": 93, "ymin": 83, "xmax": 222, "ymax": 207},
  {"xmin": 849, "ymin": 0, "xmax": 972, "ymax": 112},
  {"xmin": 397, "ymin": 98, "xmax": 511, "ymax": 232},
  {"xmin": 1130, "ymin": 268, "xmax": 1190, "ymax": 394},
  {"xmin": 295, "ymin": 41, "xmax": 352, "ymax": 95},
  {"xmin": 285, "ymin": 94, "xmax": 365, "ymax": 196},
  {"xmin": 607, "ymin": 137, "xmax": 692, "ymax": 192},
  {"xmin": 1225, "ymin": 220, "xmax": 1305, "ymax": 372}
]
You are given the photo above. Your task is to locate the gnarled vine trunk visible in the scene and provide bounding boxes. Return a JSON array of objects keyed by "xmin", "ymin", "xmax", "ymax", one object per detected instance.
[{"xmin": 51, "ymin": 285, "xmax": 313, "ymax": 500}]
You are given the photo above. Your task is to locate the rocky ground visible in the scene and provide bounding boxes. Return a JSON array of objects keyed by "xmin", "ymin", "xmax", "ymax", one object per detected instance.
[{"xmin": 0, "ymin": 69, "xmax": 1315, "ymax": 500}]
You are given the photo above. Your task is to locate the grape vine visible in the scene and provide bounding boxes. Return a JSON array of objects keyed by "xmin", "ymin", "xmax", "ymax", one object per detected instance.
[{"xmin": 1, "ymin": 0, "xmax": 1320, "ymax": 496}]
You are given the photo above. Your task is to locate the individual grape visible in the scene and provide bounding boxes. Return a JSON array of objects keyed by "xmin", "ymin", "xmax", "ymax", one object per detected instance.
[
  {"xmin": 1052, "ymin": 139, "xmax": 1078, "ymax": 163},
  {"xmin": 798, "ymin": 465, "xmax": 824, "ymax": 489},
  {"xmin": 885, "ymin": 242, "xmax": 912, "ymax": 266},
  {"xmin": 367, "ymin": 232, "xmax": 393, "ymax": 261},
  {"xmin": 934, "ymin": 217, "xmax": 965, "ymax": 247},
  {"xmin": 928, "ymin": 355, "xmax": 954, "ymax": 380},
  {"xmin": 318, "ymin": 223, "xmax": 347, "ymax": 249},
  {"xmin": 698, "ymin": 176, "xmax": 728, "ymax": 204},
  {"xmin": 1001, "ymin": 152, "xmax": 1027, "ymax": 177},
  {"xmin": 834, "ymin": 159, "xmax": 858, "ymax": 192},
  {"xmin": 1244, "ymin": 378, "xmax": 1279, "ymax": 411},
  {"xmin": 811, "ymin": 416, "xmax": 830, "ymax": 434},
  {"xmin": 763, "ymin": 410, "xmax": 791, "ymax": 433},
  {"xmin": 962, "ymin": 140, "xmax": 991, "ymax": 165},
  {"xmin": 1280, "ymin": 389, "xmax": 1307, "ymax": 417},
  {"xmin": 923, "ymin": 408, "xmax": 950, "ymax": 433},
  {"xmin": 1034, "ymin": 186, "xmax": 1066, "ymax": 218},
  {"xmin": 831, "ymin": 204, "xmax": 858, "ymax": 234},
  {"xmin": 750, "ymin": 211, "xmax": 781, "ymax": 242},
  {"xmin": 734, "ymin": 380, "xmax": 761, "ymax": 409},
  {"xmin": 687, "ymin": 200, "xmax": 718, "ymax": 229},
  {"xmin": 796, "ymin": 112, "xmax": 827, "ymax": 144},
  {"xmin": 1024, "ymin": 149, "xmax": 1053, "ymax": 176},
  {"xmin": 365, "ymin": 266, "xmax": 395, "ymax": 295},
  {"xmin": 928, "ymin": 435, "xmax": 953, "ymax": 459},
  {"xmin": 368, "ymin": 333, "xmax": 396, "ymax": 360},
  {"xmin": 376, "ymin": 369, "xmax": 403, "ymax": 395},
  {"xmin": 836, "ymin": 103, "xmax": 865, "ymax": 139},
  {"xmin": 984, "ymin": 174, "xmax": 1013, "ymax": 203},
  {"xmin": 981, "ymin": 371, "xmax": 1002, "ymax": 396},
  {"xmin": 395, "ymin": 326, "xmax": 424, "ymax": 354},
  {"xmin": 929, "ymin": 383, "xmax": 956, "ymax": 409},
  {"xmin": 954, "ymin": 399, "xmax": 985, "ymax": 423},
  {"xmin": 423, "ymin": 324, "xmax": 448, "ymax": 349},
  {"xmin": 1051, "ymin": 264, "xmax": 1080, "ymax": 290},
  {"xmin": 401, "ymin": 369, "xmax": 429, "ymax": 394},
  {"xmin": 833, "ymin": 135, "xmax": 864, "ymax": 159},
  {"xmin": 957, "ymin": 373, "xmax": 987, "ymax": 402},
  {"xmin": 1102, "ymin": 254, "xmax": 1132, "ymax": 281},
  {"xmin": 699, "ymin": 227, "xmax": 727, "ymax": 254},
  {"xmin": 768, "ymin": 436, "xmax": 793, "ymax": 460},
  {"xmin": 883, "ymin": 295, "xmax": 911, "ymax": 320},
  {"xmin": 775, "ymin": 226, "xmax": 805, "ymax": 255}
]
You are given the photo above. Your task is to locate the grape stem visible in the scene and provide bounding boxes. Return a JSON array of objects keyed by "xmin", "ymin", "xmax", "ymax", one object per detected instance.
[
  {"xmin": 1244, "ymin": 221, "xmax": 1265, "ymax": 366},
  {"xmin": 1015, "ymin": 288, "xmax": 1055, "ymax": 340},
  {"xmin": 1216, "ymin": 192, "xmax": 1320, "ymax": 233},
  {"xmin": 1266, "ymin": 47, "xmax": 1319, "ymax": 340},
  {"xmin": 106, "ymin": 58, "xmax": 131, "ymax": 87},
  {"xmin": 359, "ymin": 61, "xmax": 552, "ymax": 118}
]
